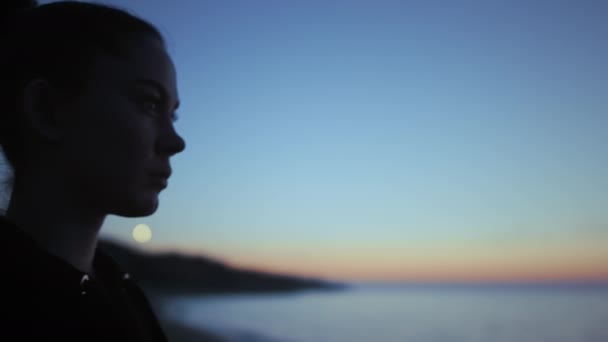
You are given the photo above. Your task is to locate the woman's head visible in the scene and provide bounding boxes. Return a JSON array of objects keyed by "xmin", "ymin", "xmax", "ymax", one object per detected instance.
[{"xmin": 1, "ymin": 1, "xmax": 186, "ymax": 217}]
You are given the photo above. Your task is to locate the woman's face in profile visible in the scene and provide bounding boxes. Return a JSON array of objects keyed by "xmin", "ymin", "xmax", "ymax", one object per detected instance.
[{"xmin": 58, "ymin": 36, "xmax": 185, "ymax": 217}]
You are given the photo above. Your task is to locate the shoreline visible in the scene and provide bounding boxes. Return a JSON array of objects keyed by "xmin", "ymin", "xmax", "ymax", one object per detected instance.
[
  {"xmin": 148, "ymin": 292, "xmax": 287, "ymax": 342},
  {"xmin": 158, "ymin": 318, "xmax": 227, "ymax": 342},
  {"xmin": 147, "ymin": 291, "xmax": 228, "ymax": 342}
]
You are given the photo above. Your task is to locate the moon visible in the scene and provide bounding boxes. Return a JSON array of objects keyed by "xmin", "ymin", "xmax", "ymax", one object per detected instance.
[{"xmin": 132, "ymin": 224, "xmax": 152, "ymax": 243}]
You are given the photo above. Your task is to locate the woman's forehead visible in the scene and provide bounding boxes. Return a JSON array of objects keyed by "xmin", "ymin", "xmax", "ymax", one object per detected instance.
[{"xmin": 91, "ymin": 38, "xmax": 177, "ymax": 96}]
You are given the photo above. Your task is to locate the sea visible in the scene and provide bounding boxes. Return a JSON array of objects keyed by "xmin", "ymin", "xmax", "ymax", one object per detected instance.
[{"xmin": 160, "ymin": 283, "xmax": 608, "ymax": 342}]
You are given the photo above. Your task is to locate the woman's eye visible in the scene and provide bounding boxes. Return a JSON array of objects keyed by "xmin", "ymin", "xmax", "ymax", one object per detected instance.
[
  {"xmin": 142, "ymin": 99, "xmax": 161, "ymax": 115},
  {"xmin": 137, "ymin": 94, "xmax": 176, "ymax": 122}
]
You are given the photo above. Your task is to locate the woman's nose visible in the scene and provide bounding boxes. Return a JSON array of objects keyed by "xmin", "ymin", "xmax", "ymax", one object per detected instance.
[{"xmin": 157, "ymin": 124, "xmax": 186, "ymax": 156}]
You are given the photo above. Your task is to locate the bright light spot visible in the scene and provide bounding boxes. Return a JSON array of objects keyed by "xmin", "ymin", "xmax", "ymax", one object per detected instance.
[{"xmin": 132, "ymin": 224, "xmax": 152, "ymax": 243}]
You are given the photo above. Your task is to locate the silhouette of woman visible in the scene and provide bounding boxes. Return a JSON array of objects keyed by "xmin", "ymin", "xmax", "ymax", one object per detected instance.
[{"xmin": 0, "ymin": 1, "xmax": 185, "ymax": 340}]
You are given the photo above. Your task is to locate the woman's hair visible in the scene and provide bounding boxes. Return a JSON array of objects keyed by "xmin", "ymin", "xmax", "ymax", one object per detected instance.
[{"xmin": 0, "ymin": 0, "xmax": 164, "ymax": 177}]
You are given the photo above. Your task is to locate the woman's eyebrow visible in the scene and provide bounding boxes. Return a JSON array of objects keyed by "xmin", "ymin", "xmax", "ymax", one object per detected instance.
[{"xmin": 134, "ymin": 78, "xmax": 180, "ymax": 109}]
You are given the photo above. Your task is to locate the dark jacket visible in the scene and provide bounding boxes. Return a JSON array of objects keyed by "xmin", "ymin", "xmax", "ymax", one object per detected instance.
[{"xmin": 0, "ymin": 216, "xmax": 168, "ymax": 341}]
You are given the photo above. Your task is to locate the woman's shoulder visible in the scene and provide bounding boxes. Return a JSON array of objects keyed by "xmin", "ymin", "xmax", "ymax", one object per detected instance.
[
  {"xmin": 0, "ymin": 217, "xmax": 85, "ymax": 337},
  {"xmin": 0, "ymin": 216, "xmax": 85, "ymax": 287},
  {"xmin": 0, "ymin": 216, "xmax": 168, "ymax": 340},
  {"xmin": 0, "ymin": 216, "xmax": 85, "ymax": 314}
]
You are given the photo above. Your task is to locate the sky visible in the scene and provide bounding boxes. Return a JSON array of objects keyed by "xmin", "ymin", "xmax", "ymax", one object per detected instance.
[{"xmin": 10, "ymin": 0, "xmax": 608, "ymax": 282}]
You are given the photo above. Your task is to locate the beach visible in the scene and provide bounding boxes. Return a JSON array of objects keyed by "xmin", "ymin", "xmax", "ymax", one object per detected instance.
[{"xmin": 148, "ymin": 292, "xmax": 227, "ymax": 342}]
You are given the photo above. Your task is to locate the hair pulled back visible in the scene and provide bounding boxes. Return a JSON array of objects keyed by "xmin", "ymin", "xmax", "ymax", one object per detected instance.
[{"xmin": 0, "ymin": 0, "xmax": 164, "ymax": 177}]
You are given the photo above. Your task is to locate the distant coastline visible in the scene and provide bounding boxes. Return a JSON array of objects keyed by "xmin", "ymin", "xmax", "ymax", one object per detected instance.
[
  {"xmin": 98, "ymin": 239, "xmax": 345, "ymax": 342},
  {"xmin": 98, "ymin": 238, "xmax": 345, "ymax": 295}
]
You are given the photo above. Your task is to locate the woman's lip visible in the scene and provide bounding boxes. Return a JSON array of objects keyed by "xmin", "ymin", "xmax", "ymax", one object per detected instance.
[
  {"xmin": 149, "ymin": 176, "xmax": 168, "ymax": 189},
  {"xmin": 150, "ymin": 170, "xmax": 172, "ymax": 178}
]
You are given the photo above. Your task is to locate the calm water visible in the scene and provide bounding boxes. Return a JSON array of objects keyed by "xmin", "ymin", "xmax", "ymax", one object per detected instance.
[{"xmin": 162, "ymin": 284, "xmax": 608, "ymax": 342}]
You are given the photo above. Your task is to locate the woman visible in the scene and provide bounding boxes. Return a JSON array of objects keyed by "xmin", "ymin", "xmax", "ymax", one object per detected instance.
[{"xmin": 0, "ymin": 0, "xmax": 185, "ymax": 340}]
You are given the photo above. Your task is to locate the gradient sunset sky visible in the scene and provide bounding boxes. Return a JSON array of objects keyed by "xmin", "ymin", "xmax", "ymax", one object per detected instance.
[{"xmin": 28, "ymin": 0, "xmax": 608, "ymax": 282}]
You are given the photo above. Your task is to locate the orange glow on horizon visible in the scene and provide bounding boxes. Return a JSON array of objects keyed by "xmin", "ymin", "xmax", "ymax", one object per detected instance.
[
  {"xmin": 138, "ymin": 239, "xmax": 608, "ymax": 283},
  {"xmin": 216, "ymin": 245, "xmax": 608, "ymax": 283},
  {"xmin": 229, "ymin": 258, "xmax": 608, "ymax": 283}
]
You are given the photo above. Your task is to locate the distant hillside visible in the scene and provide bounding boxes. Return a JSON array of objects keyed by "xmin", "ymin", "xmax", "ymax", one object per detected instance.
[{"xmin": 98, "ymin": 239, "xmax": 343, "ymax": 294}]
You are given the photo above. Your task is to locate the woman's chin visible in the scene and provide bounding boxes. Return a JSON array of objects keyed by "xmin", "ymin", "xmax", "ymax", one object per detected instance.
[{"xmin": 112, "ymin": 196, "xmax": 159, "ymax": 217}]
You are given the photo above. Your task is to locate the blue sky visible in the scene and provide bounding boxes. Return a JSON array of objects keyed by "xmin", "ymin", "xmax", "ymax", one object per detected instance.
[{"xmin": 13, "ymin": 0, "xmax": 608, "ymax": 281}]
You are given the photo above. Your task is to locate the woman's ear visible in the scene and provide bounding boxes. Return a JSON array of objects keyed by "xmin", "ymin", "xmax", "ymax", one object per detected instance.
[{"xmin": 20, "ymin": 78, "xmax": 63, "ymax": 142}]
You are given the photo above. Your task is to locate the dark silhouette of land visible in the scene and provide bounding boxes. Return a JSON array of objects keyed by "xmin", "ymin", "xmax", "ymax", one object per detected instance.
[
  {"xmin": 97, "ymin": 239, "xmax": 344, "ymax": 342},
  {"xmin": 98, "ymin": 239, "xmax": 344, "ymax": 294}
]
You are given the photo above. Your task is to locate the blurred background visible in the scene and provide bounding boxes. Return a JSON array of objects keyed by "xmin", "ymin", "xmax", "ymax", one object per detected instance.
[{"xmin": 3, "ymin": 0, "xmax": 608, "ymax": 341}]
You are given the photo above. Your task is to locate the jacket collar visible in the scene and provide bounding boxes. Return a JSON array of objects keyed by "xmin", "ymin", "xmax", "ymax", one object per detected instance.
[{"xmin": 0, "ymin": 215, "xmax": 129, "ymax": 295}]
